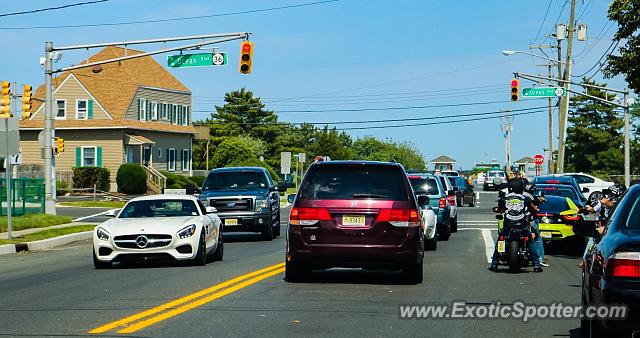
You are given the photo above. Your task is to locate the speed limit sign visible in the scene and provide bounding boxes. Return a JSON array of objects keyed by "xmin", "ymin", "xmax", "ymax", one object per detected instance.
[{"xmin": 212, "ymin": 52, "xmax": 227, "ymax": 66}]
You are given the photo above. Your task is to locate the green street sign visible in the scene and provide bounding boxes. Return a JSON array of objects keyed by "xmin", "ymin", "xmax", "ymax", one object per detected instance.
[
  {"xmin": 167, "ymin": 52, "xmax": 227, "ymax": 68},
  {"xmin": 522, "ymin": 87, "xmax": 566, "ymax": 97}
]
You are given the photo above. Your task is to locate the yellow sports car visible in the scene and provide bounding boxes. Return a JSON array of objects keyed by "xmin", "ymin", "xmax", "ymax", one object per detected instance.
[{"xmin": 535, "ymin": 195, "xmax": 582, "ymax": 241}]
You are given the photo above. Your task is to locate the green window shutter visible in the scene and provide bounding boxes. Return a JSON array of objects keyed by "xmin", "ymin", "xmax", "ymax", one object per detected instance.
[
  {"xmin": 146, "ymin": 101, "xmax": 151, "ymax": 120},
  {"xmin": 166, "ymin": 149, "xmax": 170, "ymax": 170},
  {"xmin": 97, "ymin": 147, "xmax": 103, "ymax": 167},
  {"xmin": 75, "ymin": 147, "xmax": 81, "ymax": 167},
  {"xmin": 88, "ymin": 100, "xmax": 94, "ymax": 119},
  {"xmin": 186, "ymin": 106, "xmax": 190, "ymax": 126},
  {"xmin": 138, "ymin": 99, "xmax": 142, "ymax": 120}
]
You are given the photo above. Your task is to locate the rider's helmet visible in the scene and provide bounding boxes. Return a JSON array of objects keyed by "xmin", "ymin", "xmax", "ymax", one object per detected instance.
[
  {"xmin": 607, "ymin": 184, "xmax": 627, "ymax": 201},
  {"xmin": 508, "ymin": 178, "xmax": 525, "ymax": 194}
]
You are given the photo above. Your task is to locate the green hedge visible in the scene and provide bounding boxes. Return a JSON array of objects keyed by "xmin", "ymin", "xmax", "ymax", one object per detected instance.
[
  {"xmin": 56, "ymin": 180, "xmax": 70, "ymax": 196},
  {"xmin": 72, "ymin": 167, "xmax": 110, "ymax": 192},
  {"xmin": 116, "ymin": 164, "xmax": 147, "ymax": 195},
  {"xmin": 189, "ymin": 176, "xmax": 206, "ymax": 187},
  {"xmin": 160, "ymin": 171, "xmax": 199, "ymax": 193}
]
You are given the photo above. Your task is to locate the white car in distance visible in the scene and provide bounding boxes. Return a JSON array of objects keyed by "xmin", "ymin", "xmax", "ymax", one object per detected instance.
[
  {"xmin": 92, "ymin": 195, "xmax": 222, "ymax": 269},
  {"xmin": 562, "ymin": 172, "xmax": 614, "ymax": 204}
]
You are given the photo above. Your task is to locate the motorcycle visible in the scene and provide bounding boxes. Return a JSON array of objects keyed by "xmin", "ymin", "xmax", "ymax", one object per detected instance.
[{"xmin": 494, "ymin": 212, "xmax": 534, "ymax": 273}]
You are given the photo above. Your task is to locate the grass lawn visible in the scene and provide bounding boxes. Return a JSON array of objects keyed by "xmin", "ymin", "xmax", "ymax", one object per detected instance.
[
  {"xmin": 0, "ymin": 224, "xmax": 94, "ymax": 245},
  {"xmin": 59, "ymin": 201, "xmax": 126, "ymax": 208},
  {"xmin": 0, "ymin": 214, "xmax": 73, "ymax": 233}
]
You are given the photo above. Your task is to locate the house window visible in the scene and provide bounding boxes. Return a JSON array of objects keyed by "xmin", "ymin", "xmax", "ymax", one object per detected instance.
[
  {"xmin": 76, "ymin": 99, "xmax": 88, "ymax": 120},
  {"xmin": 55, "ymin": 100, "xmax": 66, "ymax": 119},
  {"xmin": 138, "ymin": 99, "xmax": 147, "ymax": 121},
  {"xmin": 182, "ymin": 106, "xmax": 188, "ymax": 126},
  {"xmin": 182, "ymin": 149, "xmax": 190, "ymax": 172},
  {"xmin": 82, "ymin": 146, "xmax": 96, "ymax": 167},
  {"xmin": 151, "ymin": 102, "xmax": 158, "ymax": 120},
  {"xmin": 161, "ymin": 103, "xmax": 167, "ymax": 120},
  {"xmin": 168, "ymin": 148, "xmax": 176, "ymax": 171},
  {"xmin": 157, "ymin": 148, "xmax": 162, "ymax": 159}
]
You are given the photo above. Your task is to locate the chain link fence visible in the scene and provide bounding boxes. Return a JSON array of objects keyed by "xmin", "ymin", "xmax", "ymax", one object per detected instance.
[{"xmin": 0, "ymin": 178, "xmax": 45, "ymax": 216}]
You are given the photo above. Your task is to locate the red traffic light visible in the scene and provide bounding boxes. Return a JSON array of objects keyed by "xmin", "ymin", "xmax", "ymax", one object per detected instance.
[
  {"xmin": 511, "ymin": 79, "xmax": 519, "ymax": 87},
  {"xmin": 242, "ymin": 42, "xmax": 252, "ymax": 52}
]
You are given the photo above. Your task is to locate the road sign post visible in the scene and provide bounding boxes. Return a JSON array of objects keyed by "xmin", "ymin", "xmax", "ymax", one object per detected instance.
[
  {"xmin": 522, "ymin": 87, "xmax": 566, "ymax": 98},
  {"xmin": 533, "ymin": 154, "xmax": 545, "ymax": 177}
]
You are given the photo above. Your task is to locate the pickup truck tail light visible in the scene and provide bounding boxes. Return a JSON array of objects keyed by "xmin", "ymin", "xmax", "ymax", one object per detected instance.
[{"xmin": 606, "ymin": 252, "xmax": 640, "ymax": 278}]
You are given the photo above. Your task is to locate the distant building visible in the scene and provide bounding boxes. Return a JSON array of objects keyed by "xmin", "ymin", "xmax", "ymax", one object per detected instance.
[
  {"xmin": 474, "ymin": 161, "xmax": 501, "ymax": 171},
  {"xmin": 430, "ymin": 155, "xmax": 456, "ymax": 171},
  {"xmin": 19, "ymin": 46, "xmax": 197, "ymax": 193},
  {"xmin": 513, "ymin": 156, "xmax": 534, "ymax": 174}
]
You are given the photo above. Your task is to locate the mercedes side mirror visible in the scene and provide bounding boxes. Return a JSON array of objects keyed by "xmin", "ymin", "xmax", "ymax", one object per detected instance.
[
  {"xmin": 104, "ymin": 209, "xmax": 119, "ymax": 218},
  {"xmin": 205, "ymin": 206, "xmax": 217, "ymax": 214}
]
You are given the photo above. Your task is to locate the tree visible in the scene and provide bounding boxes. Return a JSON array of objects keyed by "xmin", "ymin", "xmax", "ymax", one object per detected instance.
[
  {"xmin": 210, "ymin": 138, "xmax": 257, "ymax": 168},
  {"xmin": 566, "ymin": 79, "xmax": 624, "ymax": 175},
  {"xmin": 352, "ymin": 136, "xmax": 426, "ymax": 171},
  {"xmin": 210, "ymin": 88, "xmax": 278, "ymax": 140},
  {"xmin": 308, "ymin": 126, "xmax": 354, "ymax": 160},
  {"xmin": 605, "ymin": 0, "xmax": 640, "ymax": 94}
]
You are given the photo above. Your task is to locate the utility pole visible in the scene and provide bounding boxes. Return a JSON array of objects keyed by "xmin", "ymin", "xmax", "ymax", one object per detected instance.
[
  {"xmin": 501, "ymin": 110, "xmax": 513, "ymax": 174},
  {"xmin": 44, "ymin": 42, "xmax": 55, "ymax": 214},
  {"xmin": 624, "ymin": 89, "xmax": 630, "ymax": 188},
  {"xmin": 556, "ymin": 0, "xmax": 577, "ymax": 173},
  {"xmin": 547, "ymin": 64, "xmax": 554, "ymax": 174}
]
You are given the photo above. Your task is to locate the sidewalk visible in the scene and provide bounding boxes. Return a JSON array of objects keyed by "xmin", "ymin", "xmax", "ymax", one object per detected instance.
[
  {"xmin": 0, "ymin": 222, "xmax": 99, "ymax": 255},
  {"xmin": 0, "ymin": 222, "xmax": 99, "ymax": 240}
]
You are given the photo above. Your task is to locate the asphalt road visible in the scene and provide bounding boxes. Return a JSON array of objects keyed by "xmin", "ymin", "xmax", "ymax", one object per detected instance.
[{"xmin": 0, "ymin": 192, "xmax": 587, "ymax": 337}]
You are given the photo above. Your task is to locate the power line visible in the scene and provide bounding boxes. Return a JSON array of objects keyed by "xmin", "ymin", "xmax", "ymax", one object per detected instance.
[
  {"xmin": 274, "ymin": 100, "xmax": 514, "ymax": 113},
  {"xmin": 572, "ymin": 39, "xmax": 619, "ymax": 78},
  {"xmin": 0, "ymin": 0, "xmax": 340, "ymax": 30},
  {"xmin": 334, "ymin": 110, "xmax": 545, "ymax": 131},
  {"xmin": 0, "ymin": 0, "xmax": 109, "ymax": 18},
  {"xmin": 203, "ymin": 106, "xmax": 548, "ymax": 126},
  {"xmin": 532, "ymin": 0, "xmax": 554, "ymax": 43}
]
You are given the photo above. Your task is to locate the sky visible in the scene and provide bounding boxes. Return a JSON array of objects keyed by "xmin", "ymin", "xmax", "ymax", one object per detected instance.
[{"xmin": 0, "ymin": 0, "xmax": 629, "ymax": 169}]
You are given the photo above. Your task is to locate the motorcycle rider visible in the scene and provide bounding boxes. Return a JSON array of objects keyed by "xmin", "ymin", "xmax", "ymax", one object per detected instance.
[
  {"xmin": 523, "ymin": 183, "xmax": 547, "ymax": 267},
  {"xmin": 489, "ymin": 177, "xmax": 543, "ymax": 272}
]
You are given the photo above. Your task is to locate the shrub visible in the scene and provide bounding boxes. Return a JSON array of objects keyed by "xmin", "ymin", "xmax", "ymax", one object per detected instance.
[
  {"xmin": 72, "ymin": 167, "xmax": 110, "ymax": 192},
  {"xmin": 189, "ymin": 176, "xmax": 206, "ymax": 187},
  {"xmin": 56, "ymin": 180, "xmax": 70, "ymax": 196},
  {"xmin": 161, "ymin": 171, "xmax": 198, "ymax": 193},
  {"xmin": 116, "ymin": 164, "xmax": 147, "ymax": 195}
]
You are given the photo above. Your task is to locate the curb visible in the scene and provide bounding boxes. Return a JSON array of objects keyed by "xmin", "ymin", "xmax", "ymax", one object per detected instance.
[{"xmin": 0, "ymin": 231, "xmax": 93, "ymax": 255}]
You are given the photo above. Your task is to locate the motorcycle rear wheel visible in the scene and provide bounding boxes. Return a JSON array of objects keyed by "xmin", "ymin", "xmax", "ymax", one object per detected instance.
[{"xmin": 508, "ymin": 241, "xmax": 521, "ymax": 273}]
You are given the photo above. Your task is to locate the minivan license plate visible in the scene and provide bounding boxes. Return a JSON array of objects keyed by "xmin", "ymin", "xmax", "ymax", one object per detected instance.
[
  {"xmin": 497, "ymin": 240, "xmax": 506, "ymax": 253},
  {"xmin": 342, "ymin": 215, "xmax": 365, "ymax": 226}
]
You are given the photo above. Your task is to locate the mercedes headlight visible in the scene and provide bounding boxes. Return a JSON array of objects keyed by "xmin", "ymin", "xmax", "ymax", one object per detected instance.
[
  {"xmin": 177, "ymin": 224, "xmax": 197, "ymax": 239},
  {"xmin": 96, "ymin": 227, "xmax": 110, "ymax": 241},
  {"xmin": 255, "ymin": 199, "xmax": 268, "ymax": 211}
]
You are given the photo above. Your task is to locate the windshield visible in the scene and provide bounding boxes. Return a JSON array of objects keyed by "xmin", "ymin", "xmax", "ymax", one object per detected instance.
[
  {"xmin": 410, "ymin": 177, "xmax": 439, "ymax": 195},
  {"xmin": 119, "ymin": 199, "xmax": 200, "ymax": 218},
  {"xmin": 536, "ymin": 187, "xmax": 578, "ymax": 201},
  {"xmin": 299, "ymin": 165, "xmax": 409, "ymax": 201},
  {"xmin": 203, "ymin": 171, "xmax": 267, "ymax": 190}
]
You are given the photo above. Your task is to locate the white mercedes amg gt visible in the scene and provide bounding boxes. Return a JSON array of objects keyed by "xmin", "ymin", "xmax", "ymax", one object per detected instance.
[{"xmin": 92, "ymin": 195, "xmax": 222, "ymax": 269}]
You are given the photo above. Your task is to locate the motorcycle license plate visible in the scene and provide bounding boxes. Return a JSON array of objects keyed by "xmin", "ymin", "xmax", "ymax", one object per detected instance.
[
  {"xmin": 497, "ymin": 240, "xmax": 506, "ymax": 253},
  {"xmin": 540, "ymin": 231, "xmax": 552, "ymax": 239}
]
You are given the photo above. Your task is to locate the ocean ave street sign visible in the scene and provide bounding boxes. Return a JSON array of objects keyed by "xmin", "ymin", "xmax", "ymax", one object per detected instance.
[
  {"xmin": 522, "ymin": 87, "xmax": 566, "ymax": 97},
  {"xmin": 168, "ymin": 52, "xmax": 227, "ymax": 68}
]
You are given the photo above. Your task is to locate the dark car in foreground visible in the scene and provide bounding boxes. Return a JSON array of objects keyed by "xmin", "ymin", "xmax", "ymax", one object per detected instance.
[
  {"xmin": 199, "ymin": 167, "xmax": 286, "ymax": 241},
  {"xmin": 579, "ymin": 184, "xmax": 640, "ymax": 336},
  {"xmin": 286, "ymin": 160, "xmax": 425, "ymax": 283}
]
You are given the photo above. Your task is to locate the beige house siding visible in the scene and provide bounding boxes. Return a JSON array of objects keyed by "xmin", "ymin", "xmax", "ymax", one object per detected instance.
[
  {"xmin": 124, "ymin": 87, "xmax": 191, "ymax": 124},
  {"xmin": 124, "ymin": 130, "xmax": 192, "ymax": 174},
  {"xmin": 19, "ymin": 129, "xmax": 124, "ymax": 190},
  {"xmin": 32, "ymin": 75, "xmax": 110, "ymax": 121}
]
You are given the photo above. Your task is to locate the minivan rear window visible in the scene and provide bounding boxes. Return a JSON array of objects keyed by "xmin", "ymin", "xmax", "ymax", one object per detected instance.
[
  {"xmin": 409, "ymin": 177, "xmax": 439, "ymax": 195},
  {"xmin": 299, "ymin": 165, "xmax": 409, "ymax": 201}
]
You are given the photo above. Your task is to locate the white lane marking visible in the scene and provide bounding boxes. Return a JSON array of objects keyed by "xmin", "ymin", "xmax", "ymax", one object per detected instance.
[
  {"xmin": 72, "ymin": 211, "xmax": 108, "ymax": 222},
  {"xmin": 481, "ymin": 229, "xmax": 495, "ymax": 264}
]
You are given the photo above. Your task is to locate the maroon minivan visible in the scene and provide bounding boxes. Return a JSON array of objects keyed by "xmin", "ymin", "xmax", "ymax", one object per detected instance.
[{"xmin": 285, "ymin": 160, "xmax": 425, "ymax": 283}]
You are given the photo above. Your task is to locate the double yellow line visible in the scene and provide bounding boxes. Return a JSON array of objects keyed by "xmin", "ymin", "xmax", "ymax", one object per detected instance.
[{"xmin": 89, "ymin": 262, "xmax": 285, "ymax": 334}]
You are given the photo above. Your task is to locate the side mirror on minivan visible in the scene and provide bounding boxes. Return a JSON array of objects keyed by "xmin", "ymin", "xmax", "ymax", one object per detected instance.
[
  {"xmin": 287, "ymin": 194, "xmax": 296, "ymax": 204},
  {"xmin": 417, "ymin": 194, "xmax": 430, "ymax": 207}
]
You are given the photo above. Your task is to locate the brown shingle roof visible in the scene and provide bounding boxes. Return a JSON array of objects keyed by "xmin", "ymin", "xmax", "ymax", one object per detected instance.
[
  {"xmin": 429, "ymin": 155, "xmax": 456, "ymax": 163},
  {"xmin": 31, "ymin": 46, "xmax": 190, "ymax": 119},
  {"xmin": 20, "ymin": 119, "xmax": 197, "ymax": 134}
]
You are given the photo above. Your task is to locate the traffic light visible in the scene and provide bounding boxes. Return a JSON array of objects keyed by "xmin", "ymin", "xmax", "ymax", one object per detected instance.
[
  {"xmin": 0, "ymin": 81, "xmax": 10, "ymax": 118},
  {"xmin": 511, "ymin": 78, "xmax": 519, "ymax": 102},
  {"xmin": 239, "ymin": 41, "xmax": 253, "ymax": 74},
  {"xmin": 22, "ymin": 85, "xmax": 32, "ymax": 119},
  {"xmin": 55, "ymin": 137, "xmax": 64, "ymax": 156}
]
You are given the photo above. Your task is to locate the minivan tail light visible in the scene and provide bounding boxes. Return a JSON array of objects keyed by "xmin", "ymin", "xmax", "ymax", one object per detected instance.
[
  {"xmin": 377, "ymin": 208, "xmax": 420, "ymax": 227},
  {"xmin": 447, "ymin": 195, "xmax": 455, "ymax": 206},
  {"xmin": 439, "ymin": 197, "xmax": 447, "ymax": 209},
  {"xmin": 606, "ymin": 252, "xmax": 640, "ymax": 278},
  {"xmin": 290, "ymin": 207, "xmax": 332, "ymax": 226}
]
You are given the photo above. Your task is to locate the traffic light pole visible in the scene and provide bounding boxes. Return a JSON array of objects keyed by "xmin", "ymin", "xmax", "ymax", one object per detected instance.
[
  {"xmin": 44, "ymin": 42, "xmax": 55, "ymax": 214},
  {"xmin": 42, "ymin": 32, "xmax": 249, "ymax": 214}
]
